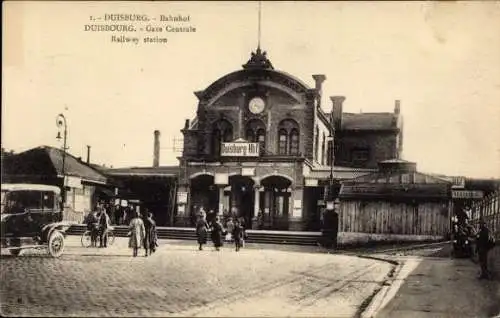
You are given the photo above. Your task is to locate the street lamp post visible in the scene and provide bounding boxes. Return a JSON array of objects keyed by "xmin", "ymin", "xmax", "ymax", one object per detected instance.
[
  {"xmin": 56, "ymin": 114, "xmax": 68, "ymax": 205},
  {"xmin": 321, "ymin": 113, "xmax": 339, "ymax": 248}
]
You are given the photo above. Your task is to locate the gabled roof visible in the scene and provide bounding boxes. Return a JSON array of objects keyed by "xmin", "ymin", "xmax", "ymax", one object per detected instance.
[
  {"xmin": 2, "ymin": 146, "xmax": 107, "ymax": 184},
  {"xmin": 340, "ymin": 170, "xmax": 451, "ymax": 200},
  {"xmin": 340, "ymin": 112, "xmax": 398, "ymax": 131}
]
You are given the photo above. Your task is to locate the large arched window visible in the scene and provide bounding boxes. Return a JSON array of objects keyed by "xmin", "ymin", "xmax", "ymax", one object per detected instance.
[
  {"xmin": 246, "ymin": 119, "xmax": 266, "ymax": 155},
  {"xmin": 277, "ymin": 119, "xmax": 300, "ymax": 156},
  {"xmin": 278, "ymin": 129, "xmax": 288, "ymax": 155},
  {"xmin": 212, "ymin": 119, "xmax": 233, "ymax": 156}
]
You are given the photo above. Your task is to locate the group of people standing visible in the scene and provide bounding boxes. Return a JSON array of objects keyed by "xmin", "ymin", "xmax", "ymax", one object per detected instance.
[
  {"xmin": 452, "ymin": 212, "xmax": 496, "ymax": 280},
  {"xmin": 84, "ymin": 204, "xmax": 112, "ymax": 248},
  {"xmin": 84, "ymin": 203, "xmax": 159, "ymax": 257},
  {"xmin": 195, "ymin": 207, "xmax": 247, "ymax": 252}
]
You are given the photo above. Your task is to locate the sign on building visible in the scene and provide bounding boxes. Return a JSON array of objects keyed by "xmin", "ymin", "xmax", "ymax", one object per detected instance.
[
  {"xmin": 221, "ymin": 142, "xmax": 259, "ymax": 157},
  {"xmin": 64, "ymin": 176, "xmax": 82, "ymax": 189},
  {"xmin": 451, "ymin": 177, "xmax": 465, "ymax": 189},
  {"xmin": 214, "ymin": 173, "xmax": 229, "ymax": 185},
  {"xmin": 177, "ymin": 192, "xmax": 188, "ymax": 204},
  {"xmin": 452, "ymin": 190, "xmax": 484, "ymax": 199}
]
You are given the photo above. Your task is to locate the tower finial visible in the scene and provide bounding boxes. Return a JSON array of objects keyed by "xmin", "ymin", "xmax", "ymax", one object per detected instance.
[{"xmin": 258, "ymin": 0, "xmax": 262, "ymax": 50}]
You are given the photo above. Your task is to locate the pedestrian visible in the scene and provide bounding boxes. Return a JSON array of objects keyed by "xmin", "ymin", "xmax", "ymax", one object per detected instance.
[
  {"xmin": 122, "ymin": 207, "xmax": 128, "ymax": 225},
  {"xmin": 225, "ymin": 217, "xmax": 234, "ymax": 242},
  {"xmin": 257, "ymin": 210, "xmax": 264, "ymax": 230},
  {"xmin": 143, "ymin": 210, "xmax": 157, "ymax": 257},
  {"xmin": 210, "ymin": 216, "xmax": 225, "ymax": 251},
  {"xmin": 239, "ymin": 217, "xmax": 247, "ymax": 248},
  {"xmin": 233, "ymin": 219, "xmax": 244, "ymax": 252},
  {"xmin": 84, "ymin": 210, "xmax": 98, "ymax": 247},
  {"xmin": 207, "ymin": 209, "xmax": 215, "ymax": 226},
  {"xmin": 196, "ymin": 213, "xmax": 209, "ymax": 251},
  {"xmin": 128, "ymin": 210, "xmax": 146, "ymax": 257},
  {"xmin": 98, "ymin": 206, "xmax": 111, "ymax": 248},
  {"xmin": 476, "ymin": 220, "xmax": 495, "ymax": 279}
]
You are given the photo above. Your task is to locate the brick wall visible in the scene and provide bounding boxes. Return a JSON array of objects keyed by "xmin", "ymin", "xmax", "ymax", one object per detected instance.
[
  {"xmin": 335, "ymin": 131, "xmax": 398, "ymax": 169},
  {"xmin": 182, "ymin": 80, "xmax": 317, "ymax": 161}
]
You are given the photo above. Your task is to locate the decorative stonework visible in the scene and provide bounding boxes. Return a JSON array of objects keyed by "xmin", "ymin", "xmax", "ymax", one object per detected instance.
[{"xmin": 242, "ymin": 48, "xmax": 274, "ymax": 70}]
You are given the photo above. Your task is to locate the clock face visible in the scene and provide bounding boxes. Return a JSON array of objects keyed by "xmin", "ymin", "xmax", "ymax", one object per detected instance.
[{"xmin": 248, "ymin": 97, "xmax": 266, "ymax": 114}]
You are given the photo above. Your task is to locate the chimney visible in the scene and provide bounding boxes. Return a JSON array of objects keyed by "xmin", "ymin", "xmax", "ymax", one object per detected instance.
[
  {"xmin": 330, "ymin": 96, "xmax": 346, "ymax": 131},
  {"xmin": 86, "ymin": 145, "xmax": 91, "ymax": 163},
  {"xmin": 153, "ymin": 130, "xmax": 160, "ymax": 167},
  {"xmin": 312, "ymin": 74, "xmax": 326, "ymax": 108},
  {"xmin": 184, "ymin": 119, "xmax": 190, "ymax": 129},
  {"xmin": 394, "ymin": 100, "xmax": 401, "ymax": 114}
]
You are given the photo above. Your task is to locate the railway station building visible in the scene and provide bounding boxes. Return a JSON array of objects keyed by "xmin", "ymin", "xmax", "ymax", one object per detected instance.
[{"xmin": 175, "ymin": 48, "xmax": 403, "ymax": 231}]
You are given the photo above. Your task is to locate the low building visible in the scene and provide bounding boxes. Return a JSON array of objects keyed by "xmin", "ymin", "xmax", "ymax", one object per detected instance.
[
  {"xmin": 339, "ymin": 159, "xmax": 452, "ymax": 240},
  {"xmin": 103, "ymin": 166, "xmax": 178, "ymax": 227},
  {"xmin": 2, "ymin": 146, "xmax": 111, "ymax": 223}
]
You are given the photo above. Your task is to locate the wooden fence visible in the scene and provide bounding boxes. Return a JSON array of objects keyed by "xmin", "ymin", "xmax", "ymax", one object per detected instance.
[
  {"xmin": 469, "ymin": 191, "xmax": 500, "ymax": 238},
  {"xmin": 339, "ymin": 200, "xmax": 450, "ymax": 236}
]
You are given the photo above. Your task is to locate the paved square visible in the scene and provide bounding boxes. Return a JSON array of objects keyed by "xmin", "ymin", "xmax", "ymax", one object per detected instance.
[{"xmin": 1, "ymin": 237, "xmax": 393, "ymax": 317}]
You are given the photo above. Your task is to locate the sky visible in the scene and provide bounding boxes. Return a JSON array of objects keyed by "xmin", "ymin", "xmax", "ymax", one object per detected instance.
[{"xmin": 2, "ymin": 1, "xmax": 500, "ymax": 178}]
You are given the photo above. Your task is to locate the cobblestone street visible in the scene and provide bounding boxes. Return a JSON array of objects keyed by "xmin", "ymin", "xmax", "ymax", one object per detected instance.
[{"xmin": 1, "ymin": 237, "xmax": 393, "ymax": 317}]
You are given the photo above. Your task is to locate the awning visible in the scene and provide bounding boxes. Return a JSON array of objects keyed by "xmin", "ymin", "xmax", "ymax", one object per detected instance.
[{"xmin": 306, "ymin": 169, "xmax": 374, "ymax": 181}]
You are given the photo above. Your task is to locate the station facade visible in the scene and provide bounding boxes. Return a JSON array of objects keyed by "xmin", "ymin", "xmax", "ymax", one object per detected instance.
[{"xmin": 176, "ymin": 48, "xmax": 403, "ymax": 231}]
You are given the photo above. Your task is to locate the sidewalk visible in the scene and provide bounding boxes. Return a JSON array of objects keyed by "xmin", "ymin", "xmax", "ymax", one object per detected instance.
[{"xmin": 374, "ymin": 245, "xmax": 500, "ymax": 318}]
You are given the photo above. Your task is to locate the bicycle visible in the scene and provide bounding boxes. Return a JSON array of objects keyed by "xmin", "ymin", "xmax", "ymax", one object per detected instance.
[{"xmin": 81, "ymin": 227, "xmax": 115, "ymax": 248}]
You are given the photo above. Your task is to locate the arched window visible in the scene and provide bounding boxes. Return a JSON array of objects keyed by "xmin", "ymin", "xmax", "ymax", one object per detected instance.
[
  {"xmin": 256, "ymin": 129, "xmax": 266, "ymax": 155},
  {"xmin": 290, "ymin": 129, "xmax": 299, "ymax": 155},
  {"xmin": 245, "ymin": 129, "xmax": 255, "ymax": 142},
  {"xmin": 246, "ymin": 119, "xmax": 266, "ymax": 154},
  {"xmin": 212, "ymin": 129, "xmax": 222, "ymax": 156},
  {"xmin": 212, "ymin": 119, "xmax": 233, "ymax": 156},
  {"xmin": 278, "ymin": 129, "xmax": 288, "ymax": 155},
  {"xmin": 277, "ymin": 119, "xmax": 300, "ymax": 156}
]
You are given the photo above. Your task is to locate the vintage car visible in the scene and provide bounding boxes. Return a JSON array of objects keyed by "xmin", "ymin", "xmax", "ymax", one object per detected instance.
[{"xmin": 1, "ymin": 183, "xmax": 73, "ymax": 257}]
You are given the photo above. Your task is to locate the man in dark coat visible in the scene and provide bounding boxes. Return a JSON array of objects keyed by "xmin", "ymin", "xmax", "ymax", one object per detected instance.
[
  {"xmin": 143, "ymin": 210, "xmax": 157, "ymax": 256},
  {"xmin": 98, "ymin": 207, "xmax": 111, "ymax": 248},
  {"xmin": 210, "ymin": 216, "xmax": 225, "ymax": 251},
  {"xmin": 476, "ymin": 221, "xmax": 494, "ymax": 279},
  {"xmin": 84, "ymin": 210, "xmax": 99, "ymax": 247}
]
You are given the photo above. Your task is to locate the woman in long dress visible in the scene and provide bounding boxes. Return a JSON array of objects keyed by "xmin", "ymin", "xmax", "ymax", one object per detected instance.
[
  {"xmin": 128, "ymin": 210, "xmax": 145, "ymax": 257},
  {"xmin": 210, "ymin": 216, "xmax": 225, "ymax": 251}
]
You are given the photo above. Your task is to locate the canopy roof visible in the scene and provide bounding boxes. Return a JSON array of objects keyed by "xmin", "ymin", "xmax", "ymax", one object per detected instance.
[{"xmin": 2, "ymin": 146, "xmax": 107, "ymax": 184}]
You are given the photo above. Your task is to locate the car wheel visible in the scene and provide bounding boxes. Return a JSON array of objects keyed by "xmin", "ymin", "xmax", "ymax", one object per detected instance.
[
  {"xmin": 48, "ymin": 230, "xmax": 65, "ymax": 258},
  {"xmin": 9, "ymin": 249, "xmax": 22, "ymax": 256}
]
